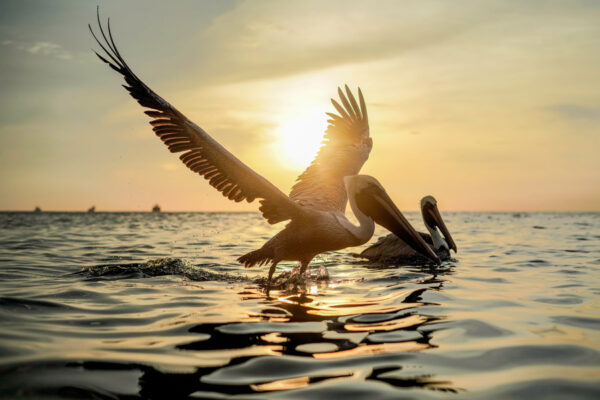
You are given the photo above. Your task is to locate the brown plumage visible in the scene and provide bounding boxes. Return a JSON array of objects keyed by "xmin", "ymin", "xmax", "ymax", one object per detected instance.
[
  {"xmin": 358, "ymin": 196, "xmax": 457, "ymax": 264},
  {"xmin": 90, "ymin": 10, "xmax": 386, "ymax": 288}
]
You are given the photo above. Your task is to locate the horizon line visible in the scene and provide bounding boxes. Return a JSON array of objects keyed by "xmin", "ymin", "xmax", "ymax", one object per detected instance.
[{"xmin": 1, "ymin": 209, "xmax": 599, "ymax": 213}]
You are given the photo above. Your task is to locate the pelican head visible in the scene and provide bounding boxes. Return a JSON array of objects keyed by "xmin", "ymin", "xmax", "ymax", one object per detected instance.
[
  {"xmin": 420, "ymin": 195, "xmax": 457, "ymax": 253},
  {"xmin": 345, "ymin": 175, "xmax": 441, "ymax": 265}
]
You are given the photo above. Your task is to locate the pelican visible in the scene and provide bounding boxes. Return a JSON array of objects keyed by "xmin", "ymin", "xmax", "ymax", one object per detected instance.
[
  {"xmin": 89, "ymin": 13, "xmax": 439, "ymax": 286},
  {"xmin": 358, "ymin": 195, "xmax": 457, "ymax": 264}
]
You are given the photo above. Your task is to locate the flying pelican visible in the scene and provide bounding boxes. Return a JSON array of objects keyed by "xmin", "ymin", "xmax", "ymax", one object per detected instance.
[
  {"xmin": 358, "ymin": 195, "xmax": 457, "ymax": 264},
  {"xmin": 89, "ymin": 13, "xmax": 440, "ymax": 286}
]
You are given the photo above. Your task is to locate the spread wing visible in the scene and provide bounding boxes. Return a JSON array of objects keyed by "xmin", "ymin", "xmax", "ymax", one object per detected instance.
[
  {"xmin": 289, "ymin": 85, "xmax": 372, "ymax": 212},
  {"xmin": 90, "ymin": 11, "xmax": 301, "ymax": 224}
]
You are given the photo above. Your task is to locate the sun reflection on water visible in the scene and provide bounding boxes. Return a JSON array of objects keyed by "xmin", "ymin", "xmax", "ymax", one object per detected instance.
[{"xmin": 3, "ymin": 212, "xmax": 597, "ymax": 398}]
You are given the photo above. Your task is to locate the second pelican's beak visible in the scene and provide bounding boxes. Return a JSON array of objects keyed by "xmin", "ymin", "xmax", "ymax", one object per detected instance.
[
  {"xmin": 356, "ymin": 183, "xmax": 441, "ymax": 265},
  {"xmin": 423, "ymin": 200, "xmax": 457, "ymax": 253}
]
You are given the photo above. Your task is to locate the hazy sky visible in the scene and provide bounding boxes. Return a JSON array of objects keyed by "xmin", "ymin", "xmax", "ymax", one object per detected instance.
[{"xmin": 1, "ymin": 0, "xmax": 599, "ymax": 211}]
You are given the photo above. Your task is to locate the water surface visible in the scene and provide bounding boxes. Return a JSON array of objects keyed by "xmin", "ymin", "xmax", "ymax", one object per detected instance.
[{"xmin": 0, "ymin": 211, "xmax": 598, "ymax": 399}]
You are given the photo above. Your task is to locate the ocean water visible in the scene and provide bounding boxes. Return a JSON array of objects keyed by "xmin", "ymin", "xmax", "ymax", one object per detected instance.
[{"xmin": 0, "ymin": 211, "xmax": 598, "ymax": 399}]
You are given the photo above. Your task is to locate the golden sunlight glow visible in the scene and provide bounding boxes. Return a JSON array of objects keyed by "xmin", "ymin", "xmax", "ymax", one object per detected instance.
[{"xmin": 273, "ymin": 109, "xmax": 327, "ymax": 170}]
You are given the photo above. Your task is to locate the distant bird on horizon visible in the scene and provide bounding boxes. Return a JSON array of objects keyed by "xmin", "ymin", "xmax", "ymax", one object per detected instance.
[
  {"xmin": 358, "ymin": 196, "xmax": 457, "ymax": 264},
  {"xmin": 90, "ymin": 10, "xmax": 440, "ymax": 288}
]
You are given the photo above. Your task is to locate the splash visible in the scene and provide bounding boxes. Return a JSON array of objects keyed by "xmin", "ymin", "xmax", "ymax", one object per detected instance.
[{"xmin": 78, "ymin": 257, "xmax": 247, "ymax": 282}]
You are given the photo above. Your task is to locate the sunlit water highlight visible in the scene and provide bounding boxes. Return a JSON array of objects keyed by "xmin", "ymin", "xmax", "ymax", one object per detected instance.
[{"xmin": 0, "ymin": 212, "xmax": 598, "ymax": 399}]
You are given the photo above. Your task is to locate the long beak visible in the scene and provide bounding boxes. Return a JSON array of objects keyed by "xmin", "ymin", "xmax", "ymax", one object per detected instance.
[
  {"xmin": 426, "ymin": 205, "xmax": 457, "ymax": 253},
  {"xmin": 359, "ymin": 189, "xmax": 441, "ymax": 265}
]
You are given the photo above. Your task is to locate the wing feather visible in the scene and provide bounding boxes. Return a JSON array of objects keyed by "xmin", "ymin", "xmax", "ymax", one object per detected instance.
[
  {"xmin": 90, "ymin": 9, "xmax": 301, "ymax": 224},
  {"xmin": 289, "ymin": 85, "xmax": 372, "ymax": 211}
]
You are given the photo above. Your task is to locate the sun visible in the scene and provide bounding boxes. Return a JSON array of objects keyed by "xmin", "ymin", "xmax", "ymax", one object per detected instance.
[{"xmin": 274, "ymin": 109, "xmax": 328, "ymax": 170}]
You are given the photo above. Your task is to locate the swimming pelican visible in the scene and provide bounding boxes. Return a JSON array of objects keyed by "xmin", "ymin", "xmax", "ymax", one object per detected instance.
[
  {"xmin": 89, "ymin": 13, "xmax": 439, "ymax": 286},
  {"xmin": 358, "ymin": 196, "xmax": 457, "ymax": 263}
]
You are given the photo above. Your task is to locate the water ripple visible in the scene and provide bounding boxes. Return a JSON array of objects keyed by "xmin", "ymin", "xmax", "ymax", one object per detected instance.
[{"xmin": 0, "ymin": 211, "xmax": 598, "ymax": 398}]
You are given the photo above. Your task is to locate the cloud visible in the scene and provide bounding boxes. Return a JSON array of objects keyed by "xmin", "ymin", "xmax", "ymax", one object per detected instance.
[
  {"xmin": 194, "ymin": 0, "xmax": 502, "ymax": 84},
  {"xmin": 2, "ymin": 39, "xmax": 74, "ymax": 60},
  {"xmin": 2, "ymin": 0, "xmax": 600, "ymax": 211},
  {"xmin": 548, "ymin": 104, "xmax": 600, "ymax": 120}
]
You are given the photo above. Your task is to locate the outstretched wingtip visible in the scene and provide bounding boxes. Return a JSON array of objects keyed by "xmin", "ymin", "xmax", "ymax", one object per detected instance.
[
  {"xmin": 92, "ymin": 50, "xmax": 106, "ymax": 62},
  {"xmin": 336, "ymin": 86, "xmax": 358, "ymax": 120},
  {"xmin": 330, "ymin": 98, "xmax": 350, "ymax": 120},
  {"xmin": 337, "ymin": 86, "xmax": 345, "ymax": 101},
  {"xmin": 358, "ymin": 87, "xmax": 368, "ymax": 125},
  {"xmin": 344, "ymin": 85, "xmax": 361, "ymax": 121},
  {"xmin": 96, "ymin": 4, "xmax": 102, "ymax": 25}
]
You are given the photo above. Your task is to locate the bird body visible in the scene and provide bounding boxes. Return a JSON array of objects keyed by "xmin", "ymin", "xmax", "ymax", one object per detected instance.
[
  {"xmin": 241, "ymin": 209, "xmax": 370, "ymax": 267},
  {"xmin": 90, "ymin": 10, "xmax": 439, "ymax": 287},
  {"xmin": 359, "ymin": 196, "xmax": 457, "ymax": 264},
  {"xmin": 359, "ymin": 231, "xmax": 450, "ymax": 263}
]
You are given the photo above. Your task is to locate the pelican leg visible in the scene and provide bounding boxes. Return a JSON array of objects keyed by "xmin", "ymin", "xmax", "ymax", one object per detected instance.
[
  {"xmin": 266, "ymin": 261, "xmax": 279, "ymax": 290},
  {"xmin": 299, "ymin": 260, "xmax": 309, "ymax": 275},
  {"xmin": 289, "ymin": 263, "xmax": 302, "ymax": 279}
]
